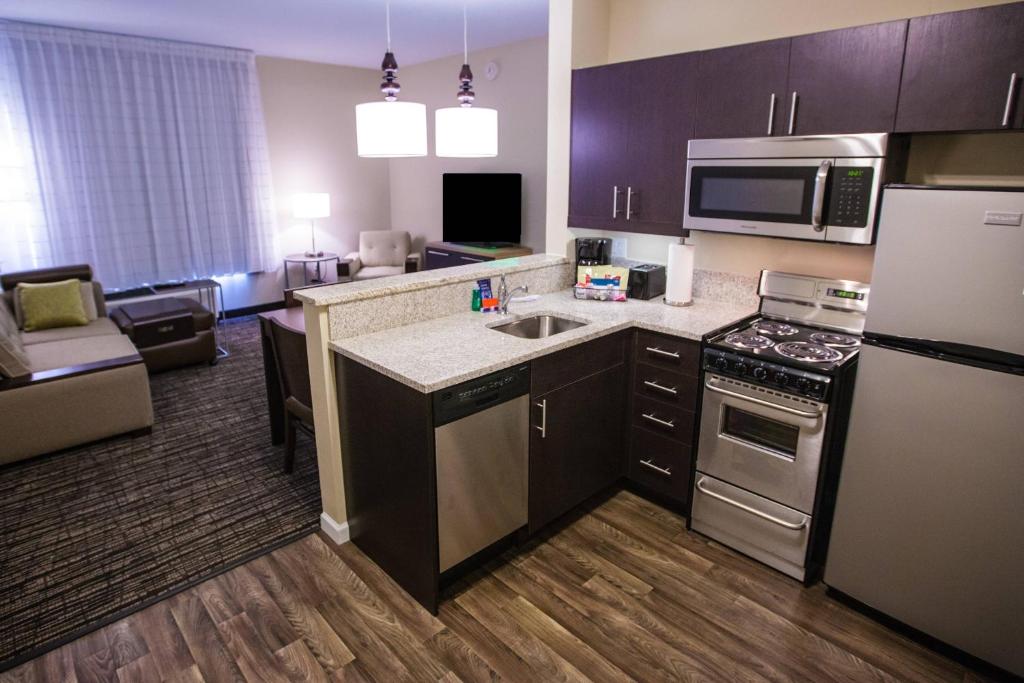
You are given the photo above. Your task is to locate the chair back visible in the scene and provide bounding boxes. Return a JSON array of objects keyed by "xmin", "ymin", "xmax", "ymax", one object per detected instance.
[
  {"xmin": 268, "ymin": 318, "xmax": 313, "ymax": 417},
  {"xmin": 359, "ymin": 230, "xmax": 411, "ymax": 267}
]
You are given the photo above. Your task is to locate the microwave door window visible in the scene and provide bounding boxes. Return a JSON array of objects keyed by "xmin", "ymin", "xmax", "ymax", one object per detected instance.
[{"xmin": 689, "ymin": 165, "xmax": 818, "ymax": 224}]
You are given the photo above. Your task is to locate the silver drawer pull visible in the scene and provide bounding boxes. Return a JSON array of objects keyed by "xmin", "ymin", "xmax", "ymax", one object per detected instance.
[
  {"xmin": 643, "ymin": 379, "xmax": 677, "ymax": 395},
  {"xmin": 640, "ymin": 459, "xmax": 672, "ymax": 477},
  {"xmin": 641, "ymin": 413, "xmax": 675, "ymax": 429},
  {"xmin": 534, "ymin": 399, "xmax": 546, "ymax": 439},
  {"xmin": 645, "ymin": 346, "xmax": 679, "ymax": 359},
  {"xmin": 1003, "ymin": 73, "xmax": 1019, "ymax": 128},
  {"xmin": 459, "ymin": 256, "xmax": 485, "ymax": 262},
  {"xmin": 696, "ymin": 478, "xmax": 807, "ymax": 530},
  {"xmin": 426, "ymin": 250, "xmax": 448, "ymax": 256},
  {"xmin": 704, "ymin": 379, "xmax": 823, "ymax": 419}
]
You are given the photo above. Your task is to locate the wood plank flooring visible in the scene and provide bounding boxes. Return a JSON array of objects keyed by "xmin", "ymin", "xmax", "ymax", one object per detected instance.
[{"xmin": 0, "ymin": 490, "xmax": 1002, "ymax": 682}]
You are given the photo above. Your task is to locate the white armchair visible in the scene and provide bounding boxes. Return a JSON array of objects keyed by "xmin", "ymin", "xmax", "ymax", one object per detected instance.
[{"xmin": 338, "ymin": 230, "xmax": 420, "ymax": 281}]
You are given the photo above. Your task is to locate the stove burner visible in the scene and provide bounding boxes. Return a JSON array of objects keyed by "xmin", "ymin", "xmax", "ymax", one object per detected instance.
[
  {"xmin": 809, "ymin": 332, "xmax": 861, "ymax": 348},
  {"xmin": 724, "ymin": 332, "xmax": 774, "ymax": 350},
  {"xmin": 775, "ymin": 341, "xmax": 843, "ymax": 363},
  {"xmin": 754, "ymin": 320, "xmax": 799, "ymax": 336}
]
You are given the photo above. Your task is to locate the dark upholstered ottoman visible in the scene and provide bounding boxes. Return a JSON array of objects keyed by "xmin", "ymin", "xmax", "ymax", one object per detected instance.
[{"xmin": 111, "ymin": 297, "xmax": 217, "ymax": 372}]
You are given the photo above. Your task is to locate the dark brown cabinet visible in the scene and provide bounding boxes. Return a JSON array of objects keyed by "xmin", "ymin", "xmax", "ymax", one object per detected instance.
[
  {"xmin": 529, "ymin": 333, "xmax": 629, "ymax": 532},
  {"xmin": 784, "ymin": 21, "xmax": 907, "ymax": 135},
  {"xmin": 896, "ymin": 3, "xmax": 1024, "ymax": 132},
  {"xmin": 695, "ymin": 38, "xmax": 791, "ymax": 139},
  {"xmin": 568, "ymin": 54, "xmax": 698, "ymax": 236}
]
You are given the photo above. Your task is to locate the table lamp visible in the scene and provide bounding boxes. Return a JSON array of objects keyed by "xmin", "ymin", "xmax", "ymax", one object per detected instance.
[{"xmin": 292, "ymin": 193, "xmax": 330, "ymax": 257}]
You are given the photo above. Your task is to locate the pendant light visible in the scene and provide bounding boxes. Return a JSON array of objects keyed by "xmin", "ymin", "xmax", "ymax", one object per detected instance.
[
  {"xmin": 435, "ymin": 6, "xmax": 498, "ymax": 158},
  {"xmin": 355, "ymin": 2, "xmax": 427, "ymax": 157}
]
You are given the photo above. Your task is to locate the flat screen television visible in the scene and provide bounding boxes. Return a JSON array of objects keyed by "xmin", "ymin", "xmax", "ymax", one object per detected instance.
[{"xmin": 442, "ymin": 173, "xmax": 522, "ymax": 247}]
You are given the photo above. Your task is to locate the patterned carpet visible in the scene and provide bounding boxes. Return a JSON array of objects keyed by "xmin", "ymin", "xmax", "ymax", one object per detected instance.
[{"xmin": 0, "ymin": 316, "xmax": 321, "ymax": 671}]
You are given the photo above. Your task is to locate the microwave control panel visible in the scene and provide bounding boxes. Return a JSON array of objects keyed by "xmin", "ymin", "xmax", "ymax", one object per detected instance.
[{"xmin": 827, "ymin": 166, "xmax": 875, "ymax": 227}]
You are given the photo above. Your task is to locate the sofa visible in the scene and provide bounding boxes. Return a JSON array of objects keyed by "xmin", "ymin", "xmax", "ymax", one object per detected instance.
[
  {"xmin": 0, "ymin": 265, "xmax": 154, "ymax": 465},
  {"xmin": 338, "ymin": 230, "xmax": 420, "ymax": 281}
]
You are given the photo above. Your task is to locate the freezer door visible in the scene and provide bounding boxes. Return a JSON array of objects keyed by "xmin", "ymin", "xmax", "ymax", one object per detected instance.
[
  {"xmin": 869, "ymin": 187, "xmax": 1024, "ymax": 356},
  {"xmin": 825, "ymin": 344, "xmax": 1024, "ymax": 676}
]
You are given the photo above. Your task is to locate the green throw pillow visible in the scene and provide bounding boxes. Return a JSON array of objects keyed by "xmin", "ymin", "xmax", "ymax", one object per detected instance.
[{"xmin": 17, "ymin": 279, "xmax": 89, "ymax": 332}]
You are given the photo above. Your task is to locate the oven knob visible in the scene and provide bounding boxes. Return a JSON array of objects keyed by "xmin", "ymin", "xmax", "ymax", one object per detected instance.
[
  {"xmin": 773, "ymin": 372, "xmax": 788, "ymax": 385},
  {"xmin": 714, "ymin": 357, "xmax": 729, "ymax": 371},
  {"xmin": 796, "ymin": 378, "xmax": 810, "ymax": 393},
  {"xmin": 752, "ymin": 367, "xmax": 767, "ymax": 380},
  {"xmin": 734, "ymin": 362, "xmax": 748, "ymax": 376}
]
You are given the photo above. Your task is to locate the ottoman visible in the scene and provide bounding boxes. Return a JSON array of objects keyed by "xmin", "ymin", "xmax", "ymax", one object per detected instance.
[{"xmin": 111, "ymin": 297, "xmax": 217, "ymax": 372}]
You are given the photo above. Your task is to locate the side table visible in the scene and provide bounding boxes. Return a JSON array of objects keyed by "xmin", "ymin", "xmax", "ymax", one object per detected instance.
[{"xmin": 284, "ymin": 252, "xmax": 340, "ymax": 289}]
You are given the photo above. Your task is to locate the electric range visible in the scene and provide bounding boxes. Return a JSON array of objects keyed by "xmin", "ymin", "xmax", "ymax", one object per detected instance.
[{"xmin": 690, "ymin": 271, "xmax": 870, "ymax": 584}]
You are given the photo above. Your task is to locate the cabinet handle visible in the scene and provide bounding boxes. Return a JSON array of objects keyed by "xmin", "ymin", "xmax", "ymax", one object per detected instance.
[
  {"xmin": 642, "ymin": 412, "xmax": 675, "ymax": 429},
  {"xmin": 612, "ymin": 185, "xmax": 622, "ymax": 218},
  {"xmin": 426, "ymin": 250, "xmax": 448, "ymax": 256},
  {"xmin": 459, "ymin": 256, "xmax": 485, "ymax": 262},
  {"xmin": 1002, "ymin": 73, "xmax": 1019, "ymax": 128},
  {"xmin": 643, "ymin": 379, "xmax": 678, "ymax": 395},
  {"xmin": 640, "ymin": 459, "xmax": 672, "ymax": 477},
  {"xmin": 767, "ymin": 92, "xmax": 777, "ymax": 135},
  {"xmin": 787, "ymin": 91, "xmax": 798, "ymax": 135},
  {"xmin": 534, "ymin": 399, "xmax": 547, "ymax": 438},
  {"xmin": 626, "ymin": 187, "xmax": 636, "ymax": 220},
  {"xmin": 645, "ymin": 346, "xmax": 680, "ymax": 359}
]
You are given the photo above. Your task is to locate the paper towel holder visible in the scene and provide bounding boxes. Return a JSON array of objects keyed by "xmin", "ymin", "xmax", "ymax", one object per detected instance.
[{"xmin": 664, "ymin": 237, "xmax": 695, "ymax": 307}]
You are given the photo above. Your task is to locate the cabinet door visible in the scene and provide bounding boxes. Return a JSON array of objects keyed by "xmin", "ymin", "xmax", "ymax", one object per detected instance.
[
  {"xmin": 567, "ymin": 63, "xmax": 632, "ymax": 228},
  {"xmin": 784, "ymin": 21, "xmax": 907, "ymax": 135},
  {"xmin": 530, "ymin": 364, "xmax": 627, "ymax": 532},
  {"xmin": 424, "ymin": 248, "xmax": 463, "ymax": 270},
  {"xmin": 624, "ymin": 52, "xmax": 699, "ymax": 234},
  {"xmin": 695, "ymin": 39, "xmax": 791, "ymax": 139},
  {"xmin": 896, "ymin": 4, "xmax": 1024, "ymax": 132}
]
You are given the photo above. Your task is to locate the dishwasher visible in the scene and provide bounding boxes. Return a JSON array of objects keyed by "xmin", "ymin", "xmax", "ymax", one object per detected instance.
[{"xmin": 433, "ymin": 364, "xmax": 530, "ymax": 573}]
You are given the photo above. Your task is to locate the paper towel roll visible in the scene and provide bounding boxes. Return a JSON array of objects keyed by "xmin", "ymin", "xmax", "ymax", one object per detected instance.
[{"xmin": 665, "ymin": 243, "xmax": 695, "ymax": 306}]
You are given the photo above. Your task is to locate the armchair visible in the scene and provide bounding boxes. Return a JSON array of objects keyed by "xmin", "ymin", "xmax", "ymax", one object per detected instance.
[{"xmin": 338, "ymin": 231, "xmax": 420, "ymax": 281}]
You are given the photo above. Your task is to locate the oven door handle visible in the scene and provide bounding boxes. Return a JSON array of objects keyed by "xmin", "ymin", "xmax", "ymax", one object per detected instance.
[
  {"xmin": 696, "ymin": 478, "xmax": 808, "ymax": 531},
  {"xmin": 704, "ymin": 379, "xmax": 823, "ymax": 419},
  {"xmin": 811, "ymin": 160, "xmax": 831, "ymax": 232}
]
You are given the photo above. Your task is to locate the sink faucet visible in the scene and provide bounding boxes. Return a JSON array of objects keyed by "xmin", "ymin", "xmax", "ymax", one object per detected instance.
[{"xmin": 498, "ymin": 274, "xmax": 529, "ymax": 315}]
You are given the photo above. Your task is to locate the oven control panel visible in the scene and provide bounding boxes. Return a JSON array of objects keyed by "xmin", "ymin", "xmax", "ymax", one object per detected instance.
[{"xmin": 703, "ymin": 348, "xmax": 831, "ymax": 401}]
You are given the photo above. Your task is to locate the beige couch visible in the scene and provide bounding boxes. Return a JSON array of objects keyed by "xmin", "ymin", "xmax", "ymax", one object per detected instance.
[{"xmin": 0, "ymin": 265, "xmax": 154, "ymax": 465}]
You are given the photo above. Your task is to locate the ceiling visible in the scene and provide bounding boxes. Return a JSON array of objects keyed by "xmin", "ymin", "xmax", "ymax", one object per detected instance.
[{"xmin": 0, "ymin": 0, "xmax": 549, "ymax": 68}]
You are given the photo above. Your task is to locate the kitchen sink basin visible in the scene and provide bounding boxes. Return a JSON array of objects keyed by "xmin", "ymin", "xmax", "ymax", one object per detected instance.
[{"xmin": 489, "ymin": 314, "xmax": 587, "ymax": 339}]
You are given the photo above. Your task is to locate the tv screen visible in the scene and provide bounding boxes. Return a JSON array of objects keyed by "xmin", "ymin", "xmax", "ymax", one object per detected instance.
[{"xmin": 443, "ymin": 173, "xmax": 522, "ymax": 246}]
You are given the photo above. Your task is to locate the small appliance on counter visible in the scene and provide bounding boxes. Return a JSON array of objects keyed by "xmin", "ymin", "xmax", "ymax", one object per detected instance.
[
  {"xmin": 575, "ymin": 237, "xmax": 612, "ymax": 266},
  {"xmin": 627, "ymin": 264, "xmax": 666, "ymax": 300},
  {"xmin": 691, "ymin": 270, "xmax": 870, "ymax": 584}
]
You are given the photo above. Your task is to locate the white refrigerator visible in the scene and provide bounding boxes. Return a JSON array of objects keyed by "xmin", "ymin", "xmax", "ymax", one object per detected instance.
[{"xmin": 825, "ymin": 186, "xmax": 1024, "ymax": 677}]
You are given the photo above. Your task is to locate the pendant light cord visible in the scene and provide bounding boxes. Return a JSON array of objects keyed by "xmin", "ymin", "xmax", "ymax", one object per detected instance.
[
  {"xmin": 463, "ymin": 5, "xmax": 468, "ymax": 64},
  {"xmin": 386, "ymin": 1, "xmax": 392, "ymax": 52}
]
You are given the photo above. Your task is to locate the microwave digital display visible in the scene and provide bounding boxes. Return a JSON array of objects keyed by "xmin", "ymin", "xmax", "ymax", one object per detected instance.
[{"xmin": 827, "ymin": 288, "xmax": 864, "ymax": 300}]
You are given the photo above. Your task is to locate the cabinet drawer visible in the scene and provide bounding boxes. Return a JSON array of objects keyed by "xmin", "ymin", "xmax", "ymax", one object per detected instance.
[
  {"xmin": 532, "ymin": 332, "xmax": 627, "ymax": 397},
  {"xmin": 635, "ymin": 331, "xmax": 699, "ymax": 374},
  {"xmin": 632, "ymin": 394, "xmax": 695, "ymax": 445},
  {"xmin": 633, "ymin": 362, "xmax": 698, "ymax": 411},
  {"xmin": 628, "ymin": 427, "xmax": 692, "ymax": 504}
]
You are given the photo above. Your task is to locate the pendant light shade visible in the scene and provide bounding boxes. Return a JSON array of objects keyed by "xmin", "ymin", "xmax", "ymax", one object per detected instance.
[
  {"xmin": 355, "ymin": 3, "xmax": 427, "ymax": 158},
  {"xmin": 434, "ymin": 7, "xmax": 498, "ymax": 158}
]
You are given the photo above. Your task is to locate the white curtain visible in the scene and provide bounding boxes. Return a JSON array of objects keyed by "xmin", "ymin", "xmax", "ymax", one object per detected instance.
[{"xmin": 0, "ymin": 22, "xmax": 277, "ymax": 289}]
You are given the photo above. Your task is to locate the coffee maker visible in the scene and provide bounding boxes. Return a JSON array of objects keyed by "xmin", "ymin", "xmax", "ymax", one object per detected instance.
[{"xmin": 575, "ymin": 238, "xmax": 612, "ymax": 267}]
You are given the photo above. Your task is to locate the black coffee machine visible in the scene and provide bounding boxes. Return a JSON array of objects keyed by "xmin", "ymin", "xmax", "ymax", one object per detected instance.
[{"xmin": 575, "ymin": 238, "xmax": 612, "ymax": 266}]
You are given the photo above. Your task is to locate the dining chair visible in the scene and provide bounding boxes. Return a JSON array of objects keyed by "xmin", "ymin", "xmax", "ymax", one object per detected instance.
[{"xmin": 267, "ymin": 317, "xmax": 314, "ymax": 472}]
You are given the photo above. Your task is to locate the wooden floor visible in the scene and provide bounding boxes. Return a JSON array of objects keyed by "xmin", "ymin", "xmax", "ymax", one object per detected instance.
[{"xmin": 0, "ymin": 490, "xmax": 1000, "ymax": 683}]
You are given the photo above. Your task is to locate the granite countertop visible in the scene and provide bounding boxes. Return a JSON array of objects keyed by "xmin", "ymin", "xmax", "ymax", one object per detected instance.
[
  {"xmin": 294, "ymin": 253, "xmax": 568, "ymax": 307},
  {"xmin": 330, "ymin": 289, "xmax": 755, "ymax": 393}
]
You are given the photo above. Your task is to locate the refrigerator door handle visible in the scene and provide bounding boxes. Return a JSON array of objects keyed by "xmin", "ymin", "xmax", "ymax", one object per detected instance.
[{"xmin": 864, "ymin": 332, "xmax": 1024, "ymax": 376}]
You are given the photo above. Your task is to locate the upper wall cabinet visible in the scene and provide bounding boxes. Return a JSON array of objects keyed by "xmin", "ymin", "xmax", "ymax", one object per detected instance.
[
  {"xmin": 568, "ymin": 53, "xmax": 699, "ymax": 235},
  {"xmin": 896, "ymin": 3, "xmax": 1024, "ymax": 132},
  {"xmin": 784, "ymin": 21, "xmax": 908, "ymax": 135},
  {"xmin": 694, "ymin": 39, "xmax": 791, "ymax": 139}
]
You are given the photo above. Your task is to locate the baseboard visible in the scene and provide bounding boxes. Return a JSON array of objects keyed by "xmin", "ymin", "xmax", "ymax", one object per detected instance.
[
  {"xmin": 224, "ymin": 300, "xmax": 285, "ymax": 318},
  {"xmin": 319, "ymin": 512, "xmax": 350, "ymax": 545}
]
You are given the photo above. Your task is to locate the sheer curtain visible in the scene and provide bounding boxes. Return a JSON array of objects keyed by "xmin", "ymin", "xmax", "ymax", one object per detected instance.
[{"xmin": 0, "ymin": 22, "xmax": 277, "ymax": 289}]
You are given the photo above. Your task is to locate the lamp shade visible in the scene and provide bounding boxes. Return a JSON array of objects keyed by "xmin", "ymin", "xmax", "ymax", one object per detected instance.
[
  {"xmin": 355, "ymin": 101, "xmax": 428, "ymax": 157},
  {"xmin": 291, "ymin": 193, "xmax": 330, "ymax": 219},
  {"xmin": 435, "ymin": 107, "xmax": 498, "ymax": 158}
]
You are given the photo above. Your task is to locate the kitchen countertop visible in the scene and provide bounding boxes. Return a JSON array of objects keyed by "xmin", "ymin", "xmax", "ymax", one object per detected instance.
[{"xmin": 330, "ymin": 289, "xmax": 755, "ymax": 393}]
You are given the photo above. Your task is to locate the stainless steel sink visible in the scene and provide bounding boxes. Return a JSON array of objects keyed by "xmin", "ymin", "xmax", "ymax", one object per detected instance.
[{"xmin": 489, "ymin": 314, "xmax": 587, "ymax": 339}]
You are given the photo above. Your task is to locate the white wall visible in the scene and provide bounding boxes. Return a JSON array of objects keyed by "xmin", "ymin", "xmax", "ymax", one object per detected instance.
[
  {"xmin": 218, "ymin": 56, "xmax": 393, "ymax": 310},
  {"xmin": 547, "ymin": 0, "xmax": 1024, "ymax": 285},
  {"xmin": 387, "ymin": 37, "xmax": 549, "ymax": 254}
]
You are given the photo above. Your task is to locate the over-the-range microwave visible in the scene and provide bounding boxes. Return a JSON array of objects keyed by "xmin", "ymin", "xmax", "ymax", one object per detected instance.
[{"xmin": 684, "ymin": 133, "xmax": 909, "ymax": 245}]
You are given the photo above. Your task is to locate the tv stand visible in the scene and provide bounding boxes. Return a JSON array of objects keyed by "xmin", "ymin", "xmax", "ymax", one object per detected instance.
[{"xmin": 423, "ymin": 241, "xmax": 533, "ymax": 270}]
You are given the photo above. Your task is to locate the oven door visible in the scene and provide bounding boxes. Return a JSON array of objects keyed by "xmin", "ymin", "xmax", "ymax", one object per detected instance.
[
  {"xmin": 697, "ymin": 373, "xmax": 828, "ymax": 513},
  {"xmin": 684, "ymin": 157, "xmax": 833, "ymax": 241}
]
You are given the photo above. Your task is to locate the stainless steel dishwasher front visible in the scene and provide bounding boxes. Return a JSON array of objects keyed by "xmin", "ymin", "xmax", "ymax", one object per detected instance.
[{"xmin": 433, "ymin": 365, "xmax": 530, "ymax": 573}]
